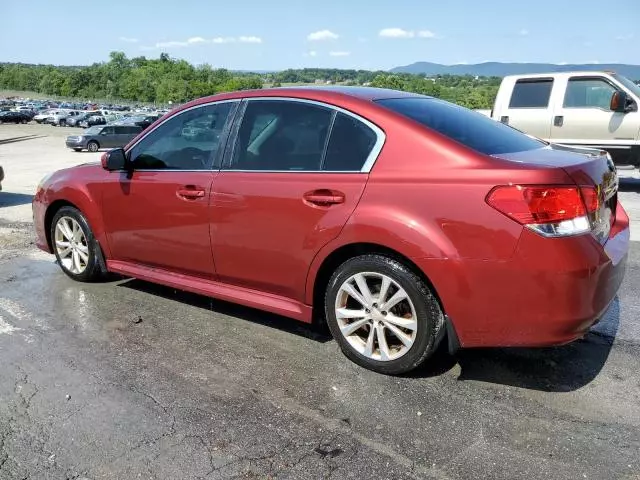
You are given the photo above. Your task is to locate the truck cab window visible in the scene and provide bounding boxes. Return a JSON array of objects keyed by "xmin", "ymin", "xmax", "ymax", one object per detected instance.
[
  {"xmin": 564, "ymin": 78, "xmax": 616, "ymax": 109},
  {"xmin": 509, "ymin": 79, "xmax": 553, "ymax": 108}
]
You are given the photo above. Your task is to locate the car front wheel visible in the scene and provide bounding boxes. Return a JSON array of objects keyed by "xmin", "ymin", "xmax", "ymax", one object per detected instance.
[
  {"xmin": 325, "ymin": 254, "xmax": 444, "ymax": 375},
  {"xmin": 51, "ymin": 206, "xmax": 105, "ymax": 282},
  {"xmin": 87, "ymin": 141, "xmax": 99, "ymax": 152}
]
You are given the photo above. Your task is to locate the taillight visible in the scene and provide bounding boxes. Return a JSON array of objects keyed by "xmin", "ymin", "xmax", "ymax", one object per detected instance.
[{"xmin": 486, "ymin": 185, "xmax": 598, "ymax": 237}]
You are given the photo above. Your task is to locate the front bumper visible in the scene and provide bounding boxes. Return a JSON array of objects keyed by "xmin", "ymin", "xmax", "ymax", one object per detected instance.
[
  {"xmin": 32, "ymin": 189, "xmax": 51, "ymax": 253},
  {"xmin": 65, "ymin": 139, "xmax": 85, "ymax": 149},
  {"xmin": 416, "ymin": 202, "xmax": 630, "ymax": 348}
]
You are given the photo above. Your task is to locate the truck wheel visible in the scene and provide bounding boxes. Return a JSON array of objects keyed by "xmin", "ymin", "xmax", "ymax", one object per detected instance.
[{"xmin": 87, "ymin": 141, "xmax": 99, "ymax": 152}]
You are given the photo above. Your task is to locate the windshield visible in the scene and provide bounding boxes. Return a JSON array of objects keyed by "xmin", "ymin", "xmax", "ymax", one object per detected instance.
[
  {"xmin": 84, "ymin": 126, "xmax": 103, "ymax": 135},
  {"xmin": 376, "ymin": 97, "xmax": 546, "ymax": 155},
  {"xmin": 612, "ymin": 74, "xmax": 640, "ymax": 98}
]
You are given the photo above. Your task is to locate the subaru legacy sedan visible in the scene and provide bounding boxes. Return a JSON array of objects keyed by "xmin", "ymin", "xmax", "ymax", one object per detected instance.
[
  {"xmin": 65, "ymin": 125, "xmax": 143, "ymax": 152},
  {"xmin": 33, "ymin": 87, "xmax": 629, "ymax": 375}
]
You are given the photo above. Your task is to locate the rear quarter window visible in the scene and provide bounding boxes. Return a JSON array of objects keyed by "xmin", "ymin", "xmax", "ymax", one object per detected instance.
[{"xmin": 376, "ymin": 97, "xmax": 545, "ymax": 156}]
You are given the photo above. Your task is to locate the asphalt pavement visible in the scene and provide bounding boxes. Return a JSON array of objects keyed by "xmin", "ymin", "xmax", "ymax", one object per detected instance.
[{"xmin": 0, "ymin": 125, "xmax": 639, "ymax": 479}]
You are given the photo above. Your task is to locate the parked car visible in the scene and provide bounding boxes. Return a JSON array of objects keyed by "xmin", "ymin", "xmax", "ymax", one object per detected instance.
[
  {"xmin": 46, "ymin": 110, "xmax": 84, "ymax": 126},
  {"xmin": 0, "ymin": 164, "xmax": 4, "ymax": 191},
  {"xmin": 65, "ymin": 125, "xmax": 143, "ymax": 152},
  {"xmin": 33, "ymin": 87, "xmax": 629, "ymax": 375},
  {"xmin": 78, "ymin": 115, "xmax": 106, "ymax": 128},
  {"xmin": 489, "ymin": 71, "xmax": 640, "ymax": 173},
  {"xmin": 34, "ymin": 109, "xmax": 62, "ymax": 124},
  {"xmin": 0, "ymin": 111, "xmax": 31, "ymax": 124},
  {"xmin": 66, "ymin": 111, "xmax": 103, "ymax": 127}
]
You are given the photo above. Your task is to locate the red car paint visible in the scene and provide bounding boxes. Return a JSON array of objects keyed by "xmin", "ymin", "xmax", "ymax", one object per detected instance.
[{"xmin": 33, "ymin": 87, "xmax": 629, "ymax": 348}]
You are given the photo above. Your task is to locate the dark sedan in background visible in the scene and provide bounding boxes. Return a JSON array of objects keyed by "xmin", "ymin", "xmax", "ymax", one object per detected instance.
[
  {"xmin": 66, "ymin": 111, "xmax": 103, "ymax": 127},
  {"xmin": 0, "ymin": 111, "xmax": 33, "ymax": 124},
  {"xmin": 65, "ymin": 125, "xmax": 143, "ymax": 152}
]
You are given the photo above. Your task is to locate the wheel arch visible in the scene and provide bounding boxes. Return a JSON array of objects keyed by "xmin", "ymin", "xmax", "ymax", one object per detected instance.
[
  {"xmin": 309, "ymin": 242, "xmax": 446, "ymax": 324},
  {"xmin": 44, "ymin": 192, "xmax": 110, "ymax": 259}
]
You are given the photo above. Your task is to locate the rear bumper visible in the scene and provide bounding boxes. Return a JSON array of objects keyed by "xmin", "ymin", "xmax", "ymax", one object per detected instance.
[{"xmin": 416, "ymin": 203, "xmax": 630, "ymax": 348}]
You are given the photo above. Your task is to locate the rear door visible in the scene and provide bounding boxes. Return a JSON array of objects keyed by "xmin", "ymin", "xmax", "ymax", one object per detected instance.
[
  {"xmin": 498, "ymin": 77, "xmax": 555, "ymax": 140},
  {"xmin": 550, "ymin": 75, "xmax": 640, "ymax": 150},
  {"xmin": 211, "ymin": 98, "xmax": 383, "ymax": 301},
  {"xmin": 99, "ymin": 126, "xmax": 117, "ymax": 147}
]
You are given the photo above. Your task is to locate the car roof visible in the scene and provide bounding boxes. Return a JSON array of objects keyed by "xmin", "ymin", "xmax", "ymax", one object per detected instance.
[
  {"xmin": 503, "ymin": 71, "xmax": 618, "ymax": 81},
  {"xmin": 178, "ymin": 86, "xmax": 424, "ymax": 112}
]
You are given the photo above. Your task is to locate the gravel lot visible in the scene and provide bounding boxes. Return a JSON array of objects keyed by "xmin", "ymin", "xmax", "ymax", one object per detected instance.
[{"xmin": 1, "ymin": 123, "xmax": 639, "ymax": 480}]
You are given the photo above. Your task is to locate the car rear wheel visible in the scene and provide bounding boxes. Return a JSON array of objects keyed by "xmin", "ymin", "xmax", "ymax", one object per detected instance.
[
  {"xmin": 87, "ymin": 141, "xmax": 99, "ymax": 152},
  {"xmin": 325, "ymin": 254, "xmax": 444, "ymax": 375},
  {"xmin": 51, "ymin": 206, "xmax": 105, "ymax": 282}
]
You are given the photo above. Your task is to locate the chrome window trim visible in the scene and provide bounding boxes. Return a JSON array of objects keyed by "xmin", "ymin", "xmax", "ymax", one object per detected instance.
[
  {"xmin": 123, "ymin": 99, "xmax": 240, "ymax": 172},
  {"xmin": 225, "ymin": 96, "xmax": 386, "ymax": 173}
]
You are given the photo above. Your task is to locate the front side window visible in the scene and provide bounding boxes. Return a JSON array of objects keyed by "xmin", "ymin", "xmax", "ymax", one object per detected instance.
[
  {"xmin": 509, "ymin": 79, "xmax": 553, "ymax": 108},
  {"xmin": 128, "ymin": 101, "xmax": 235, "ymax": 170},
  {"xmin": 564, "ymin": 78, "xmax": 617, "ymax": 109},
  {"xmin": 229, "ymin": 100, "xmax": 332, "ymax": 171}
]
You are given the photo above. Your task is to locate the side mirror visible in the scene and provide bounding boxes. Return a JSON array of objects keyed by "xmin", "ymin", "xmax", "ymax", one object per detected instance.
[
  {"xmin": 610, "ymin": 91, "xmax": 629, "ymax": 112},
  {"xmin": 101, "ymin": 148, "xmax": 127, "ymax": 171}
]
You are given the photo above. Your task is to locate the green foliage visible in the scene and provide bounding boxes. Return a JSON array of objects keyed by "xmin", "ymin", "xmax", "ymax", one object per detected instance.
[
  {"xmin": 0, "ymin": 56, "xmax": 501, "ymax": 109},
  {"xmin": 0, "ymin": 52, "xmax": 264, "ymax": 104}
]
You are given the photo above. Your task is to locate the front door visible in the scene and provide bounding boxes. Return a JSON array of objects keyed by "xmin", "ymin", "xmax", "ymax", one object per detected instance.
[
  {"xmin": 101, "ymin": 100, "xmax": 237, "ymax": 278},
  {"xmin": 550, "ymin": 76, "xmax": 640, "ymax": 150},
  {"xmin": 212, "ymin": 98, "xmax": 382, "ymax": 301}
]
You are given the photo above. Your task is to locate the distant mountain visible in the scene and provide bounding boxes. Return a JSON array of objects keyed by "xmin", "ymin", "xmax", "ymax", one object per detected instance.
[{"xmin": 390, "ymin": 62, "xmax": 640, "ymax": 80}]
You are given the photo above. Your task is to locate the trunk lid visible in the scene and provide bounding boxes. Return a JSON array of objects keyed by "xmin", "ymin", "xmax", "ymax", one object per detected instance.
[{"xmin": 494, "ymin": 145, "xmax": 618, "ymax": 244}]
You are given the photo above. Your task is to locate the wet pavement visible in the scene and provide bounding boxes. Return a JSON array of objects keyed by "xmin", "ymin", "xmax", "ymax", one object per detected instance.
[{"xmin": 0, "ymin": 228, "xmax": 639, "ymax": 479}]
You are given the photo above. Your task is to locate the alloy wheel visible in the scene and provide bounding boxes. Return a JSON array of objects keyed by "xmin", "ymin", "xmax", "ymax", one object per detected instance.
[
  {"xmin": 54, "ymin": 216, "xmax": 89, "ymax": 274},
  {"xmin": 334, "ymin": 272, "xmax": 418, "ymax": 361}
]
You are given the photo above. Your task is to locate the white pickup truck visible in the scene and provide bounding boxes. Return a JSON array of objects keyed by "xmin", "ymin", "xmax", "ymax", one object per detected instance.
[{"xmin": 483, "ymin": 71, "xmax": 640, "ymax": 175}]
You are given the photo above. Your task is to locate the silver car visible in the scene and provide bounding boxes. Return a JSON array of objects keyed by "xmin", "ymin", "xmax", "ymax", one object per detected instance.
[{"xmin": 65, "ymin": 125, "xmax": 143, "ymax": 152}]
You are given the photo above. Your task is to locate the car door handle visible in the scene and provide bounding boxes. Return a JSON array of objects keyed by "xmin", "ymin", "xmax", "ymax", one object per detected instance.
[
  {"xmin": 177, "ymin": 186, "xmax": 206, "ymax": 200},
  {"xmin": 303, "ymin": 189, "xmax": 345, "ymax": 207},
  {"xmin": 554, "ymin": 115, "xmax": 564, "ymax": 127}
]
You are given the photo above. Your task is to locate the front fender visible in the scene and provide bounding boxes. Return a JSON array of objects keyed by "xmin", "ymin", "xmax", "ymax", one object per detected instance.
[{"xmin": 43, "ymin": 170, "xmax": 111, "ymax": 258}]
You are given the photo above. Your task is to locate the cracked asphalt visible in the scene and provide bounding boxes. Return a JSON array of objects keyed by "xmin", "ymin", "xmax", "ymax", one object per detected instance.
[{"xmin": 1, "ymin": 124, "xmax": 640, "ymax": 479}]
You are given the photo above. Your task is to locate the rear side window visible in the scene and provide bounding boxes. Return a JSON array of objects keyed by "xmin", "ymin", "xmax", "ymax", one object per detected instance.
[
  {"xmin": 323, "ymin": 112, "xmax": 377, "ymax": 171},
  {"xmin": 509, "ymin": 79, "xmax": 553, "ymax": 108},
  {"xmin": 376, "ymin": 97, "xmax": 545, "ymax": 156}
]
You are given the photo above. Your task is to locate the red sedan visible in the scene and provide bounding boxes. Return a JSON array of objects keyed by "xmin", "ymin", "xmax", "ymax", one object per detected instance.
[{"xmin": 32, "ymin": 87, "xmax": 629, "ymax": 374}]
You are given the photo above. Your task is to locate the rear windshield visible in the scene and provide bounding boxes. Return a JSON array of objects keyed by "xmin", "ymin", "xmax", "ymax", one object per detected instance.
[{"xmin": 375, "ymin": 97, "xmax": 545, "ymax": 155}]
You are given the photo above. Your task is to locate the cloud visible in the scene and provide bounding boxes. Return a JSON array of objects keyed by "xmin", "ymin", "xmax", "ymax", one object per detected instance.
[
  {"xmin": 379, "ymin": 28, "xmax": 438, "ymax": 39},
  {"xmin": 615, "ymin": 33, "xmax": 634, "ymax": 41},
  {"xmin": 140, "ymin": 35, "xmax": 262, "ymax": 50},
  {"xmin": 329, "ymin": 51, "xmax": 350, "ymax": 57},
  {"xmin": 212, "ymin": 37, "xmax": 235, "ymax": 44},
  {"xmin": 379, "ymin": 28, "xmax": 414, "ymax": 38},
  {"xmin": 309, "ymin": 51, "xmax": 317, "ymax": 57},
  {"xmin": 307, "ymin": 30, "xmax": 339, "ymax": 41},
  {"xmin": 417, "ymin": 30, "xmax": 436, "ymax": 38},
  {"xmin": 518, "ymin": 29, "xmax": 529, "ymax": 36},
  {"xmin": 239, "ymin": 36, "xmax": 262, "ymax": 43},
  {"xmin": 119, "ymin": 37, "xmax": 139, "ymax": 43}
]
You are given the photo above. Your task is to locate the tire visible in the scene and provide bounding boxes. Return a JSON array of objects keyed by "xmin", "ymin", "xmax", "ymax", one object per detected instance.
[
  {"xmin": 325, "ymin": 254, "xmax": 444, "ymax": 375},
  {"xmin": 59, "ymin": 119, "xmax": 66, "ymax": 126},
  {"xmin": 87, "ymin": 141, "xmax": 99, "ymax": 152},
  {"xmin": 73, "ymin": 148, "xmax": 82, "ymax": 152},
  {"xmin": 21, "ymin": 119, "xmax": 28, "ymax": 124},
  {"xmin": 51, "ymin": 206, "xmax": 105, "ymax": 282}
]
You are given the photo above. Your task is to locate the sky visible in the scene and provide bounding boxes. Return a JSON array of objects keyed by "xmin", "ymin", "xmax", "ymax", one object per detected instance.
[{"xmin": 2, "ymin": 0, "xmax": 638, "ymax": 70}]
